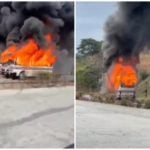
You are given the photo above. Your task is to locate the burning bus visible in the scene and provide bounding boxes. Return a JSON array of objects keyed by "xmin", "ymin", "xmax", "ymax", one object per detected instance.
[
  {"xmin": 102, "ymin": 42, "xmax": 139, "ymax": 100},
  {"xmin": 101, "ymin": 2, "xmax": 150, "ymax": 99},
  {"xmin": 0, "ymin": 36, "xmax": 57, "ymax": 79},
  {"xmin": 106, "ymin": 57, "xmax": 139, "ymax": 99},
  {"xmin": 0, "ymin": 2, "xmax": 74, "ymax": 80}
]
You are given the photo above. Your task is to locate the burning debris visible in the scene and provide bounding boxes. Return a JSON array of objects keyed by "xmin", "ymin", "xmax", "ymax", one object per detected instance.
[
  {"xmin": 103, "ymin": 2, "xmax": 150, "ymax": 92},
  {"xmin": 0, "ymin": 2, "xmax": 74, "ymax": 74}
]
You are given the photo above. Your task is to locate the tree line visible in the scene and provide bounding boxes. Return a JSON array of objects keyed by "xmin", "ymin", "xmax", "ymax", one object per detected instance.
[{"xmin": 76, "ymin": 38, "xmax": 103, "ymax": 92}]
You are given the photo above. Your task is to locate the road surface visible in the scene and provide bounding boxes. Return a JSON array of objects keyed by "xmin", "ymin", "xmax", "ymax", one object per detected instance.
[
  {"xmin": 0, "ymin": 86, "xmax": 74, "ymax": 148},
  {"xmin": 76, "ymin": 100, "xmax": 150, "ymax": 148}
]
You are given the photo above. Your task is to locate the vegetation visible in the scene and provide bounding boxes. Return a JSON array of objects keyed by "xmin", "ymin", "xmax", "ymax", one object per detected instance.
[
  {"xmin": 144, "ymin": 98, "xmax": 150, "ymax": 109},
  {"xmin": 35, "ymin": 72, "xmax": 62, "ymax": 83},
  {"xmin": 36, "ymin": 72, "xmax": 52, "ymax": 80},
  {"xmin": 140, "ymin": 70, "xmax": 149, "ymax": 81},
  {"xmin": 76, "ymin": 38, "xmax": 150, "ymax": 109},
  {"xmin": 76, "ymin": 38, "xmax": 103, "ymax": 92},
  {"xmin": 77, "ymin": 38, "xmax": 103, "ymax": 57},
  {"xmin": 77, "ymin": 64, "xmax": 100, "ymax": 92}
]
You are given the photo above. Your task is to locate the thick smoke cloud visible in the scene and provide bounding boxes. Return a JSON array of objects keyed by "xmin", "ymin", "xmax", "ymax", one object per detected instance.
[
  {"xmin": 104, "ymin": 2, "xmax": 150, "ymax": 70},
  {"xmin": 0, "ymin": 2, "xmax": 74, "ymax": 75},
  {"xmin": 20, "ymin": 17, "xmax": 45, "ymax": 47},
  {"xmin": 6, "ymin": 27, "xmax": 20, "ymax": 46}
]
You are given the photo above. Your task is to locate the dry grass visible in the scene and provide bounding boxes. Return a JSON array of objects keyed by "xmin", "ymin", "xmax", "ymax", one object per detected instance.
[
  {"xmin": 0, "ymin": 74, "xmax": 74, "ymax": 90},
  {"xmin": 77, "ymin": 91, "xmax": 144, "ymax": 108},
  {"xmin": 139, "ymin": 54, "xmax": 150, "ymax": 72},
  {"xmin": 144, "ymin": 100, "xmax": 150, "ymax": 109}
]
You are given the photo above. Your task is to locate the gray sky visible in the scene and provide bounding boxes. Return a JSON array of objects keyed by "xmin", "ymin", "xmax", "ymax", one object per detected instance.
[{"xmin": 76, "ymin": 2, "xmax": 117, "ymax": 46}]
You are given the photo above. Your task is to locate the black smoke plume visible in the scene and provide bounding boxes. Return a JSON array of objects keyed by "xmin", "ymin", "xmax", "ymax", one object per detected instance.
[{"xmin": 104, "ymin": 2, "xmax": 150, "ymax": 70}]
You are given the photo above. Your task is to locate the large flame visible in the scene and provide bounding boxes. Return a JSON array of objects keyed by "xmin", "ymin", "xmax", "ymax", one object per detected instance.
[
  {"xmin": 0, "ymin": 34, "xmax": 57, "ymax": 67},
  {"xmin": 0, "ymin": 45, "xmax": 17, "ymax": 63},
  {"xmin": 107, "ymin": 57, "xmax": 138, "ymax": 92}
]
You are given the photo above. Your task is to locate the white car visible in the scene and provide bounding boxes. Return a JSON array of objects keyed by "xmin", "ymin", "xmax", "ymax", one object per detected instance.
[{"xmin": 9, "ymin": 65, "xmax": 53, "ymax": 80}]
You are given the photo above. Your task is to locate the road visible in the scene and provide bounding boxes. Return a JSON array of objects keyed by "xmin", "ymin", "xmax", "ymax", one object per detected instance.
[
  {"xmin": 0, "ymin": 86, "xmax": 74, "ymax": 148},
  {"xmin": 76, "ymin": 100, "xmax": 150, "ymax": 148}
]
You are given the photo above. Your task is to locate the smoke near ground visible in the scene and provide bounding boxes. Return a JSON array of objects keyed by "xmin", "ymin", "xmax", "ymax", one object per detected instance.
[
  {"xmin": 0, "ymin": 2, "xmax": 74, "ymax": 75},
  {"xmin": 104, "ymin": 2, "xmax": 150, "ymax": 71}
]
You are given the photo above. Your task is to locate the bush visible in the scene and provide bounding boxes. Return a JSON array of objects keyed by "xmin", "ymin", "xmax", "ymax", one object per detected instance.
[
  {"xmin": 140, "ymin": 70, "xmax": 149, "ymax": 81},
  {"xmin": 35, "ymin": 72, "xmax": 61, "ymax": 83},
  {"xmin": 36, "ymin": 72, "xmax": 52, "ymax": 80},
  {"xmin": 144, "ymin": 99, "xmax": 150, "ymax": 109},
  {"xmin": 76, "ymin": 91, "xmax": 84, "ymax": 99},
  {"xmin": 51, "ymin": 73, "xmax": 61, "ymax": 83},
  {"xmin": 76, "ymin": 64, "xmax": 100, "ymax": 92},
  {"xmin": 91, "ymin": 92, "xmax": 103, "ymax": 102}
]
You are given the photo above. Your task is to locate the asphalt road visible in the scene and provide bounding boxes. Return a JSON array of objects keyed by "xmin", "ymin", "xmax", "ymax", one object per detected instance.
[
  {"xmin": 0, "ymin": 86, "xmax": 74, "ymax": 148},
  {"xmin": 76, "ymin": 100, "xmax": 150, "ymax": 148}
]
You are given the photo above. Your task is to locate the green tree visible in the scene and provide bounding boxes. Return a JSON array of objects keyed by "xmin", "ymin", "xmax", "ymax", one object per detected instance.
[
  {"xmin": 76, "ymin": 64, "xmax": 100, "ymax": 92},
  {"xmin": 77, "ymin": 38, "xmax": 103, "ymax": 56}
]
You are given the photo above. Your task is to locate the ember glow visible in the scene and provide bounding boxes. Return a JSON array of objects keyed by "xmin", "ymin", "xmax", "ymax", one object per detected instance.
[
  {"xmin": 107, "ymin": 57, "xmax": 138, "ymax": 92},
  {"xmin": 0, "ymin": 34, "xmax": 57, "ymax": 67}
]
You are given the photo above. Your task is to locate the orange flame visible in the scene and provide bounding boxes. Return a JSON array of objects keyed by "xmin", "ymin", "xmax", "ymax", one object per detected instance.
[
  {"xmin": 0, "ymin": 45, "xmax": 17, "ymax": 63},
  {"xmin": 107, "ymin": 57, "xmax": 138, "ymax": 92},
  {"xmin": 0, "ymin": 34, "xmax": 57, "ymax": 67}
]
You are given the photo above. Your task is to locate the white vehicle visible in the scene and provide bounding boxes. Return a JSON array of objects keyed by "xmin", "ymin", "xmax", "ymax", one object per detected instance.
[
  {"xmin": 1, "ymin": 64, "xmax": 14, "ymax": 77},
  {"xmin": 116, "ymin": 86, "xmax": 136, "ymax": 100},
  {"xmin": 8, "ymin": 65, "xmax": 53, "ymax": 80}
]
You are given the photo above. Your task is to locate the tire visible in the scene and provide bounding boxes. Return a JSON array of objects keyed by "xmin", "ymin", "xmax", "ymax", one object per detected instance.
[
  {"xmin": 19, "ymin": 71, "xmax": 26, "ymax": 80},
  {"xmin": 5, "ymin": 73, "xmax": 10, "ymax": 78},
  {"xmin": 11, "ymin": 73, "xmax": 16, "ymax": 80}
]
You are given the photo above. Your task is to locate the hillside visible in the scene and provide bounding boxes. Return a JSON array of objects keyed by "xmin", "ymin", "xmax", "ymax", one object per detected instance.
[{"xmin": 139, "ymin": 53, "xmax": 150, "ymax": 73}]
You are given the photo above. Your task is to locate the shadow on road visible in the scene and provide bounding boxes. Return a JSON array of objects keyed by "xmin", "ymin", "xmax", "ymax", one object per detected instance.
[
  {"xmin": 64, "ymin": 143, "xmax": 74, "ymax": 148},
  {"xmin": 0, "ymin": 105, "xmax": 73, "ymax": 129}
]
